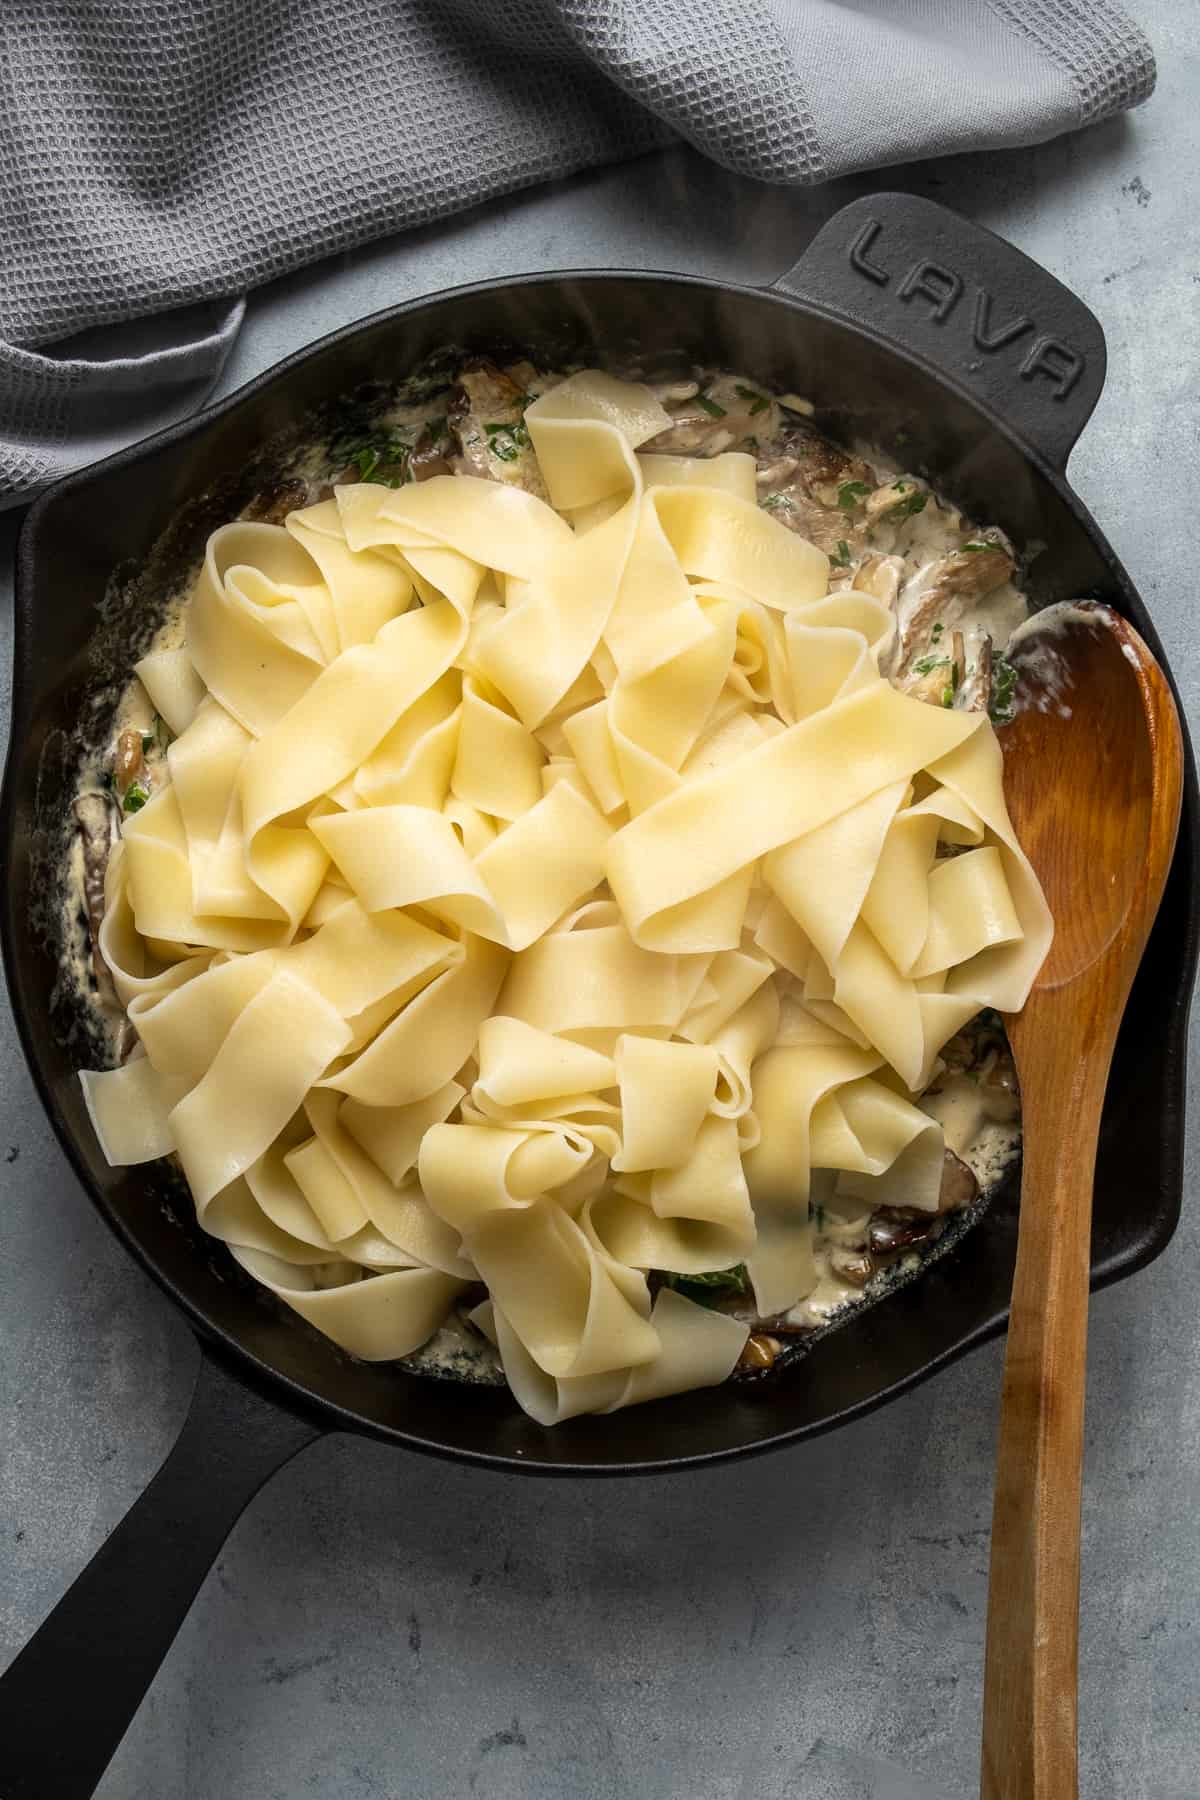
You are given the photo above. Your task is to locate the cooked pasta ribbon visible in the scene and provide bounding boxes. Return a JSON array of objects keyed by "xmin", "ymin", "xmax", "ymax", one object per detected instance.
[{"xmin": 83, "ymin": 371, "xmax": 1050, "ymax": 1420}]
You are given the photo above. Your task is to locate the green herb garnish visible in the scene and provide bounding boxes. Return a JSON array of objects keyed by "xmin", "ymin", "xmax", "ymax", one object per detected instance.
[
  {"xmin": 989, "ymin": 654, "xmax": 1018, "ymax": 725},
  {"xmin": 941, "ymin": 662, "xmax": 960, "ymax": 708},
  {"xmin": 734, "ymin": 384, "xmax": 769, "ymax": 415},
  {"xmin": 348, "ymin": 444, "xmax": 398, "ymax": 483},
  {"xmin": 331, "ymin": 427, "xmax": 414, "ymax": 486},
  {"xmin": 695, "ymin": 392, "xmax": 727, "ymax": 418},
  {"xmin": 762, "ymin": 492, "xmax": 791, "ymax": 512},
  {"xmin": 831, "ymin": 539, "xmax": 851, "ymax": 568},
  {"xmin": 123, "ymin": 782, "xmax": 150, "ymax": 814},
  {"xmin": 744, "ymin": 434, "xmax": 759, "ymax": 452},
  {"xmin": 895, "ymin": 430, "xmax": 910, "ymax": 447},
  {"xmin": 931, "ymin": 622, "xmax": 944, "ymax": 639},
  {"xmin": 891, "ymin": 487, "xmax": 929, "ymax": 519},
  {"xmin": 484, "ymin": 420, "xmax": 531, "ymax": 463},
  {"xmin": 961, "ymin": 539, "xmax": 994, "ymax": 553},
  {"xmin": 837, "ymin": 480, "xmax": 871, "ymax": 511},
  {"xmin": 661, "ymin": 1266, "xmax": 749, "ymax": 1309},
  {"xmin": 425, "ymin": 414, "xmax": 448, "ymax": 444},
  {"xmin": 912, "ymin": 654, "xmax": 949, "ymax": 677}
]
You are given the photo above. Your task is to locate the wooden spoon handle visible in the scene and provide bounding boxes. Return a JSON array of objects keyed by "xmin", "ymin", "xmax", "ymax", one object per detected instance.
[{"xmin": 980, "ymin": 999, "xmax": 1113, "ymax": 1800}]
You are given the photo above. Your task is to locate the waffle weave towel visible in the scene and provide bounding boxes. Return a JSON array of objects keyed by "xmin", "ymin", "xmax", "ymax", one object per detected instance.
[{"xmin": 0, "ymin": 0, "xmax": 1155, "ymax": 503}]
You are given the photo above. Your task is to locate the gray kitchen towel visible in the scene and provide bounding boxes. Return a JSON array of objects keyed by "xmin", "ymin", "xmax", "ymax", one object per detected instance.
[{"xmin": 0, "ymin": 0, "xmax": 1155, "ymax": 506}]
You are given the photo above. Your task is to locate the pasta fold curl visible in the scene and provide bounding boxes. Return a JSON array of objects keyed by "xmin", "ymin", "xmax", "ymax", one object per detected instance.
[{"xmin": 83, "ymin": 371, "xmax": 1050, "ymax": 1422}]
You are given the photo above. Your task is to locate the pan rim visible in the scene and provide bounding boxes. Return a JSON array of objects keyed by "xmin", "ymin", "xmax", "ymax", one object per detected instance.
[{"xmin": 5, "ymin": 264, "xmax": 1198, "ymax": 1475}]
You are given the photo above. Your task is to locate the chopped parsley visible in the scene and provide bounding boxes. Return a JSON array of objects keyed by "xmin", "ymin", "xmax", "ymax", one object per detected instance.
[
  {"xmin": 762, "ymin": 492, "xmax": 792, "ymax": 512},
  {"xmin": 961, "ymin": 539, "xmax": 994, "ymax": 553},
  {"xmin": 331, "ymin": 427, "xmax": 413, "ymax": 486},
  {"xmin": 837, "ymin": 479, "xmax": 871, "ymax": 511},
  {"xmin": 484, "ymin": 419, "xmax": 531, "ymax": 463},
  {"xmin": 831, "ymin": 539, "xmax": 852, "ymax": 568},
  {"xmin": 931, "ymin": 622, "xmax": 944, "ymax": 639},
  {"xmin": 351, "ymin": 446, "xmax": 385, "ymax": 481},
  {"xmin": 123, "ymin": 782, "xmax": 150, "ymax": 814},
  {"xmin": 695, "ymin": 392, "xmax": 727, "ymax": 418},
  {"xmin": 891, "ymin": 487, "xmax": 929, "ymax": 519},
  {"xmin": 909, "ymin": 651, "xmax": 960, "ymax": 704},
  {"xmin": 662, "ymin": 1265, "xmax": 749, "ymax": 1308},
  {"xmin": 990, "ymin": 653, "xmax": 1018, "ymax": 725},
  {"xmin": 425, "ymin": 414, "xmax": 449, "ymax": 444},
  {"xmin": 734, "ymin": 384, "xmax": 769, "ymax": 415}
]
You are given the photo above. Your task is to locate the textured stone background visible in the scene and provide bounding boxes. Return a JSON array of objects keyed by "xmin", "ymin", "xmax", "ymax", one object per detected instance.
[{"xmin": 2, "ymin": 7, "xmax": 1197, "ymax": 1794}]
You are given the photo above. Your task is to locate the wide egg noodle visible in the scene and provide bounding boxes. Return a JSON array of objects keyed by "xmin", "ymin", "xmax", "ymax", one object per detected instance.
[
  {"xmin": 134, "ymin": 646, "xmax": 207, "ymax": 739},
  {"xmin": 82, "ymin": 370, "xmax": 1051, "ymax": 1421}
]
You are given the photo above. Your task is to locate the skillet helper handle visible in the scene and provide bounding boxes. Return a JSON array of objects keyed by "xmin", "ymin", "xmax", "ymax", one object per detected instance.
[
  {"xmin": 771, "ymin": 192, "xmax": 1107, "ymax": 472},
  {"xmin": 0, "ymin": 1348, "xmax": 322, "ymax": 1800}
]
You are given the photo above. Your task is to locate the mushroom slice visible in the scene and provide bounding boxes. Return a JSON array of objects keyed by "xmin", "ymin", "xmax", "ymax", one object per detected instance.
[
  {"xmin": 241, "ymin": 477, "xmax": 310, "ymax": 524},
  {"xmin": 935, "ymin": 1147, "xmax": 980, "ymax": 1214},
  {"xmin": 737, "ymin": 1333, "xmax": 781, "ymax": 1372},
  {"xmin": 447, "ymin": 359, "xmax": 547, "ymax": 498},
  {"xmin": 642, "ymin": 372, "xmax": 780, "ymax": 458},
  {"xmin": 753, "ymin": 423, "xmax": 877, "ymax": 554},
  {"xmin": 863, "ymin": 476, "xmax": 931, "ymax": 524},
  {"xmin": 852, "ymin": 552, "xmax": 905, "ymax": 607},
  {"xmin": 893, "ymin": 532, "xmax": 1016, "ymax": 676},
  {"xmin": 958, "ymin": 633, "xmax": 994, "ymax": 714},
  {"xmin": 408, "ymin": 425, "xmax": 455, "ymax": 484},
  {"xmin": 113, "ymin": 728, "xmax": 145, "ymax": 792},
  {"xmin": 828, "ymin": 1247, "xmax": 875, "ymax": 1287}
]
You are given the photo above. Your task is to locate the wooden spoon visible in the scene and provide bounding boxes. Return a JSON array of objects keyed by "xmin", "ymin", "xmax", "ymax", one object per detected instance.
[{"xmin": 980, "ymin": 602, "xmax": 1183, "ymax": 1798}]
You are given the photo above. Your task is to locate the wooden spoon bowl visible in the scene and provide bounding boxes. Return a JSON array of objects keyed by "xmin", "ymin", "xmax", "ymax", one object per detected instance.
[{"xmin": 980, "ymin": 602, "xmax": 1183, "ymax": 1798}]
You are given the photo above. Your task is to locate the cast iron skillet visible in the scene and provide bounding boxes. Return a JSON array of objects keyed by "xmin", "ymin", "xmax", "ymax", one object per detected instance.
[{"xmin": 1, "ymin": 194, "xmax": 1196, "ymax": 1800}]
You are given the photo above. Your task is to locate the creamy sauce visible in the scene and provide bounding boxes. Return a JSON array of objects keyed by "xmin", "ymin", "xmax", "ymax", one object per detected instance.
[
  {"xmin": 775, "ymin": 1077, "xmax": 1021, "ymax": 1332},
  {"xmin": 61, "ymin": 357, "xmax": 1034, "ymax": 1381},
  {"xmin": 403, "ymin": 1315, "xmax": 504, "ymax": 1384}
]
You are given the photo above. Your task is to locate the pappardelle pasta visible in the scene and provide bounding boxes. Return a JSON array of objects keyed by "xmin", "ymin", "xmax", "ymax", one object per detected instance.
[{"xmin": 75, "ymin": 365, "xmax": 1050, "ymax": 1424}]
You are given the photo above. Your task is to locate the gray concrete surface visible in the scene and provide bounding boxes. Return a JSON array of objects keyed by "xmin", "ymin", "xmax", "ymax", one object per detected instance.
[{"xmin": 2, "ymin": 8, "xmax": 1198, "ymax": 1795}]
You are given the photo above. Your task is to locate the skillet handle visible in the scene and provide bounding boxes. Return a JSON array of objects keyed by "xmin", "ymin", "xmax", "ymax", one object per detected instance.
[
  {"xmin": 0, "ymin": 1346, "xmax": 323, "ymax": 1800},
  {"xmin": 771, "ymin": 193, "xmax": 1107, "ymax": 472}
]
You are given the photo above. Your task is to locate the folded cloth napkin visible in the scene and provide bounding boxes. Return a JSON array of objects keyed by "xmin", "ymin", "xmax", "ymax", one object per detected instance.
[{"xmin": 0, "ymin": 0, "xmax": 1154, "ymax": 506}]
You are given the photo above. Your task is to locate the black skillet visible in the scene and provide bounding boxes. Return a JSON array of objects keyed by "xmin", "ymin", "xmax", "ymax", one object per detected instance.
[{"xmin": 1, "ymin": 194, "xmax": 1196, "ymax": 1800}]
